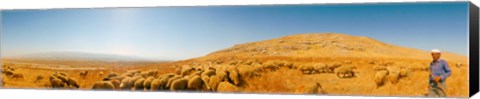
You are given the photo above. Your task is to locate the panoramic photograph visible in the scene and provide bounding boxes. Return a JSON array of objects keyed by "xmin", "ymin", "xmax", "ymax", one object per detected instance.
[{"xmin": 0, "ymin": 1, "xmax": 470, "ymax": 98}]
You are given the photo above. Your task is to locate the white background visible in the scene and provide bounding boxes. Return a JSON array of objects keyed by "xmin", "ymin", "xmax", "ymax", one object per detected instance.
[{"xmin": 0, "ymin": 0, "xmax": 478, "ymax": 99}]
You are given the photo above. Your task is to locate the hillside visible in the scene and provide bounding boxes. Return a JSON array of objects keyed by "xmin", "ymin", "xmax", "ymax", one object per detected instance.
[{"xmin": 205, "ymin": 33, "xmax": 466, "ymax": 62}]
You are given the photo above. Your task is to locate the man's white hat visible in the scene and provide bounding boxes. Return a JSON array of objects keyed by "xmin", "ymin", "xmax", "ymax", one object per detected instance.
[{"xmin": 431, "ymin": 49, "xmax": 441, "ymax": 53}]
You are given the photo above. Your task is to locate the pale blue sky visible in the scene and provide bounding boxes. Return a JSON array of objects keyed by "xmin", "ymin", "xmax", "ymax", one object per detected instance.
[{"xmin": 1, "ymin": 2, "xmax": 469, "ymax": 60}]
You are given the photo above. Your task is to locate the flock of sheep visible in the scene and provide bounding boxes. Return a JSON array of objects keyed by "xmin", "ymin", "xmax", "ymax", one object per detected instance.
[
  {"xmin": 1, "ymin": 65, "xmax": 24, "ymax": 80},
  {"xmin": 89, "ymin": 64, "xmax": 242, "ymax": 93},
  {"xmin": 4, "ymin": 59, "xmax": 464, "ymax": 95},
  {"xmin": 297, "ymin": 61, "xmax": 357, "ymax": 78},
  {"xmin": 225, "ymin": 59, "xmax": 356, "ymax": 79},
  {"xmin": 78, "ymin": 59, "xmax": 330, "ymax": 94},
  {"xmin": 371, "ymin": 61, "xmax": 412, "ymax": 88},
  {"xmin": 49, "ymin": 72, "xmax": 80, "ymax": 89}
]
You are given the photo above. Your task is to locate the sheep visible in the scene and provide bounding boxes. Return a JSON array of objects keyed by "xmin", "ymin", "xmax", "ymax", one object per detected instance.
[
  {"xmin": 294, "ymin": 82, "xmax": 323, "ymax": 94},
  {"xmin": 181, "ymin": 66, "xmax": 194, "ymax": 76},
  {"xmin": 121, "ymin": 72, "xmax": 134, "ymax": 77},
  {"xmin": 11, "ymin": 72, "xmax": 24, "ymax": 80},
  {"xmin": 374, "ymin": 70, "xmax": 389, "ymax": 88},
  {"xmin": 274, "ymin": 60, "xmax": 290, "ymax": 68},
  {"xmin": 107, "ymin": 73, "xmax": 118, "ymax": 78},
  {"xmin": 150, "ymin": 79, "xmax": 162, "ymax": 91},
  {"xmin": 313, "ymin": 63, "xmax": 328, "ymax": 73},
  {"xmin": 2, "ymin": 69, "xmax": 14, "ymax": 76},
  {"xmin": 133, "ymin": 78, "xmax": 146, "ymax": 91},
  {"xmin": 166, "ymin": 75, "xmax": 182, "ymax": 88},
  {"xmin": 122, "ymin": 70, "xmax": 141, "ymax": 77},
  {"xmin": 150, "ymin": 74, "xmax": 170, "ymax": 89},
  {"xmin": 326, "ymin": 63, "xmax": 342, "ymax": 73},
  {"xmin": 227, "ymin": 67, "xmax": 241, "ymax": 85},
  {"xmin": 207, "ymin": 67, "xmax": 217, "ymax": 71},
  {"xmin": 111, "ymin": 79, "xmax": 121, "ymax": 89},
  {"xmin": 237, "ymin": 66, "xmax": 258, "ymax": 78},
  {"xmin": 55, "ymin": 75, "xmax": 69, "ymax": 83},
  {"xmin": 119, "ymin": 77, "xmax": 131, "ymax": 90},
  {"xmin": 387, "ymin": 67, "xmax": 400, "ymax": 84},
  {"xmin": 193, "ymin": 66, "xmax": 204, "ymax": 72},
  {"xmin": 160, "ymin": 73, "xmax": 176, "ymax": 78},
  {"xmin": 35, "ymin": 75, "xmax": 44, "ymax": 83},
  {"xmin": 143, "ymin": 77, "xmax": 155, "ymax": 90},
  {"xmin": 59, "ymin": 72, "xmax": 67, "ymax": 77},
  {"xmin": 201, "ymin": 76, "xmax": 211, "ymax": 90},
  {"xmin": 263, "ymin": 60, "xmax": 281, "ymax": 71},
  {"xmin": 3, "ymin": 66, "xmax": 12, "ymax": 72},
  {"xmin": 399, "ymin": 68, "xmax": 411, "ymax": 78},
  {"xmin": 157, "ymin": 77, "xmax": 169, "ymax": 90},
  {"xmin": 92, "ymin": 81, "xmax": 115, "ymax": 90},
  {"xmin": 215, "ymin": 70, "xmax": 228, "ymax": 81},
  {"xmin": 208, "ymin": 75, "xmax": 223, "ymax": 91},
  {"xmin": 187, "ymin": 75, "xmax": 204, "ymax": 90},
  {"xmin": 170, "ymin": 78, "xmax": 189, "ymax": 91},
  {"xmin": 175, "ymin": 67, "xmax": 182, "ymax": 75},
  {"xmin": 217, "ymin": 81, "xmax": 239, "ymax": 93},
  {"xmin": 127, "ymin": 76, "xmax": 142, "ymax": 89},
  {"xmin": 50, "ymin": 76, "xmax": 65, "ymax": 88},
  {"xmin": 283, "ymin": 61, "xmax": 295, "ymax": 69},
  {"xmin": 105, "ymin": 76, "xmax": 126, "ymax": 81},
  {"xmin": 132, "ymin": 72, "xmax": 142, "ymax": 77},
  {"xmin": 79, "ymin": 71, "xmax": 88, "ymax": 79},
  {"xmin": 67, "ymin": 77, "xmax": 79, "ymax": 88},
  {"xmin": 299, "ymin": 64, "xmax": 315, "ymax": 74},
  {"xmin": 5, "ymin": 68, "xmax": 15, "ymax": 72},
  {"xmin": 335, "ymin": 65, "xmax": 356, "ymax": 78},
  {"xmin": 141, "ymin": 70, "xmax": 159, "ymax": 78},
  {"xmin": 9, "ymin": 67, "xmax": 16, "ymax": 71}
]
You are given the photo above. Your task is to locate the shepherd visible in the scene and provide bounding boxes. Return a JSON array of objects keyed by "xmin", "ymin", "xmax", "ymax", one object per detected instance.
[{"xmin": 427, "ymin": 49, "xmax": 452, "ymax": 97}]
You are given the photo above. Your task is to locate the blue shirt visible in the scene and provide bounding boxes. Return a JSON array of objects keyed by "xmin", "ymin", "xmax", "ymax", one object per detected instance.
[{"xmin": 429, "ymin": 59, "xmax": 452, "ymax": 83}]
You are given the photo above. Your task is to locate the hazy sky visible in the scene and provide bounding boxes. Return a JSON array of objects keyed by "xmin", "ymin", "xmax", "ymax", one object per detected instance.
[{"xmin": 1, "ymin": 2, "xmax": 469, "ymax": 60}]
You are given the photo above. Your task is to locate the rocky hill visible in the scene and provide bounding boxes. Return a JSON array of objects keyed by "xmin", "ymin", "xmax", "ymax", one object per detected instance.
[{"xmin": 199, "ymin": 33, "xmax": 466, "ymax": 63}]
